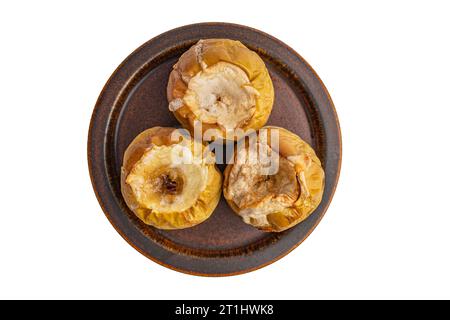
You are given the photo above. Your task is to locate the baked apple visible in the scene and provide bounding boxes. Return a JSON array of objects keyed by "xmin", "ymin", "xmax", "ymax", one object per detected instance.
[
  {"xmin": 223, "ymin": 127, "xmax": 325, "ymax": 232},
  {"xmin": 167, "ymin": 39, "xmax": 274, "ymax": 140},
  {"xmin": 121, "ymin": 127, "xmax": 222, "ymax": 229}
]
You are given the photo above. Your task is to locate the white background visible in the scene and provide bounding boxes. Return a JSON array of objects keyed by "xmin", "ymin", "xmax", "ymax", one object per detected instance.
[{"xmin": 1, "ymin": 1, "xmax": 449, "ymax": 299}]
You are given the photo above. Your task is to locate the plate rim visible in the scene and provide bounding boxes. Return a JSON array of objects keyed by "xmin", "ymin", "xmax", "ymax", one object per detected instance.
[{"xmin": 87, "ymin": 22, "xmax": 342, "ymax": 277}]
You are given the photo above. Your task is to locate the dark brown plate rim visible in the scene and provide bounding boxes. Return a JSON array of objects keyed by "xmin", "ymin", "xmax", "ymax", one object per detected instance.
[{"xmin": 88, "ymin": 22, "xmax": 342, "ymax": 276}]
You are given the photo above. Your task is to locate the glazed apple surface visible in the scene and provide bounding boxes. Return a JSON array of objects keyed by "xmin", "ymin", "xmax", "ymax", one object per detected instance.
[
  {"xmin": 167, "ymin": 39, "xmax": 274, "ymax": 141},
  {"xmin": 121, "ymin": 127, "xmax": 222, "ymax": 229}
]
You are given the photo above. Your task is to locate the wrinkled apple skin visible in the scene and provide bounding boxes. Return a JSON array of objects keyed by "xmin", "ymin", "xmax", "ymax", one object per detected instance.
[
  {"xmin": 121, "ymin": 127, "xmax": 222, "ymax": 230},
  {"xmin": 167, "ymin": 39, "xmax": 274, "ymax": 141},
  {"xmin": 223, "ymin": 127, "xmax": 325, "ymax": 232}
]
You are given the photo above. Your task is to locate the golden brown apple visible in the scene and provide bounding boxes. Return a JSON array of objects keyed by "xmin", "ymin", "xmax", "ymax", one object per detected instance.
[
  {"xmin": 121, "ymin": 127, "xmax": 222, "ymax": 229},
  {"xmin": 167, "ymin": 39, "xmax": 274, "ymax": 141},
  {"xmin": 223, "ymin": 127, "xmax": 325, "ymax": 232}
]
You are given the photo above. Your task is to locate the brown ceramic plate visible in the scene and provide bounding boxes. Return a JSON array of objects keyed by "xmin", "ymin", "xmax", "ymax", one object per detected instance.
[{"xmin": 88, "ymin": 23, "xmax": 341, "ymax": 276}]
